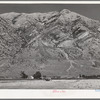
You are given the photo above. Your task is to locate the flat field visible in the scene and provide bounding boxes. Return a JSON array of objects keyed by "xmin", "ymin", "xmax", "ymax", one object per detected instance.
[{"xmin": 0, "ymin": 79, "xmax": 100, "ymax": 89}]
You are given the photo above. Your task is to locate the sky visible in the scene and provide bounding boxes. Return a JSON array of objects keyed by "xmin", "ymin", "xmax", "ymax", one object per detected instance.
[{"xmin": 0, "ymin": 4, "xmax": 100, "ymax": 21}]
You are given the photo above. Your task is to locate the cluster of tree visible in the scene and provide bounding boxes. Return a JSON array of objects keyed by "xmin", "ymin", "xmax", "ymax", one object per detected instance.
[
  {"xmin": 20, "ymin": 71, "xmax": 51, "ymax": 81},
  {"xmin": 79, "ymin": 74, "xmax": 100, "ymax": 79},
  {"xmin": 20, "ymin": 71, "xmax": 41, "ymax": 79}
]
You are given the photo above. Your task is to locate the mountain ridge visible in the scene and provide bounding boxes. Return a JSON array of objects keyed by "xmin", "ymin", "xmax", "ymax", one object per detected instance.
[{"xmin": 0, "ymin": 9, "xmax": 100, "ymax": 78}]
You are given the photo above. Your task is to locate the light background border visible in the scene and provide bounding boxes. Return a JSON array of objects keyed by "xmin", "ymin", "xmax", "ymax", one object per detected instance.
[{"xmin": 0, "ymin": 1, "xmax": 99, "ymax": 99}]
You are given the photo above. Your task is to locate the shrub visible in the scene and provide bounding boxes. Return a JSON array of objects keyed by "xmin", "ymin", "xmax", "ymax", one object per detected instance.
[
  {"xmin": 20, "ymin": 71, "xmax": 28, "ymax": 79},
  {"xmin": 33, "ymin": 71, "xmax": 41, "ymax": 79}
]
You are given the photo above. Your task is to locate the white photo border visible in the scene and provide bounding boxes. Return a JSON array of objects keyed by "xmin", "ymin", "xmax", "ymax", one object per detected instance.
[{"xmin": 0, "ymin": 1, "xmax": 100, "ymax": 99}]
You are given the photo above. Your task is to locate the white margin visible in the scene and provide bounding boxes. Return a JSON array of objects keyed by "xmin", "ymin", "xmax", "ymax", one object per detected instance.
[{"xmin": 0, "ymin": 1, "xmax": 100, "ymax": 99}]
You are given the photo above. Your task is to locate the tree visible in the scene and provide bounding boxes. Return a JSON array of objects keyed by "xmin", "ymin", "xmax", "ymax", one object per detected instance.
[
  {"xmin": 33, "ymin": 71, "xmax": 41, "ymax": 79},
  {"xmin": 79, "ymin": 74, "xmax": 82, "ymax": 78},
  {"xmin": 20, "ymin": 71, "xmax": 28, "ymax": 79}
]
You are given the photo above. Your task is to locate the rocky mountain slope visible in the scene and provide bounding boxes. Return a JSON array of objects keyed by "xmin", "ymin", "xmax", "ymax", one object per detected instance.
[{"xmin": 0, "ymin": 9, "xmax": 100, "ymax": 79}]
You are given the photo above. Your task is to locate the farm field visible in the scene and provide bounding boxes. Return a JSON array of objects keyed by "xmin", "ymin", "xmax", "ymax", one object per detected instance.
[{"xmin": 0, "ymin": 79, "xmax": 100, "ymax": 89}]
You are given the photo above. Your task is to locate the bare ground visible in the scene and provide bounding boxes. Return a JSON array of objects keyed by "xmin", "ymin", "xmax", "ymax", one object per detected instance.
[{"xmin": 0, "ymin": 79, "xmax": 100, "ymax": 89}]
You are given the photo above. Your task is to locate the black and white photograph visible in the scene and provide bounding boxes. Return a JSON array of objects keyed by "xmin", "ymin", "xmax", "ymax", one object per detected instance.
[{"xmin": 0, "ymin": 3, "xmax": 100, "ymax": 90}]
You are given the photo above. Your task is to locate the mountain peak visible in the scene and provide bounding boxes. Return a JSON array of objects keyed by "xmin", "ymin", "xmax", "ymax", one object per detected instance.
[{"xmin": 60, "ymin": 9, "xmax": 71, "ymax": 14}]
